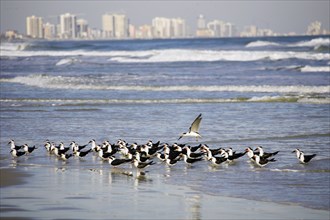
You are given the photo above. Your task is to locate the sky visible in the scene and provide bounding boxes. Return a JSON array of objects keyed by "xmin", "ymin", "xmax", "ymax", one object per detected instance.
[{"xmin": 1, "ymin": 0, "xmax": 329, "ymax": 35}]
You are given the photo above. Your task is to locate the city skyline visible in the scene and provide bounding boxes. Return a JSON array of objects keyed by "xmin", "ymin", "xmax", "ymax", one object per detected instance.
[
  {"xmin": 4, "ymin": 12, "xmax": 329, "ymax": 40},
  {"xmin": 1, "ymin": 0, "xmax": 330, "ymax": 35}
]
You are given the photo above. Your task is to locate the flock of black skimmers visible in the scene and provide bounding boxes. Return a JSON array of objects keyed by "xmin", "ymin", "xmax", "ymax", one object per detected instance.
[
  {"xmin": 8, "ymin": 139, "xmax": 316, "ymax": 170},
  {"xmin": 7, "ymin": 113, "xmax": 317, "ymax": 173}
]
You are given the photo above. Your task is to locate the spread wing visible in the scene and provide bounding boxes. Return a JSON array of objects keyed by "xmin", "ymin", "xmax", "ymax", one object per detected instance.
[{"xmin": 189, "ymin": 113, "xmax": 202, "ymax": 133}]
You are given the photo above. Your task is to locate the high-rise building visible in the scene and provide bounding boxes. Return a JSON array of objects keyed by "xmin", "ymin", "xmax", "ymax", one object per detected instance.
[
  {"xmin": 26, "ymin": 15, "xmax": 43, "ymax": 38},
  {"xmin": 152, "ymin": 17, "xmax": 171, "ymax": 38},
  {"xmin": 171, "ymin": 18, "xmax": 186, "ymax": 38},
  {"xmin": 102, "ymin": 13, "xmax": 129, "ymax": 38},
  {"xmin": 43, "ymin": 22, "xmax": 56, "ymax": 39},
  {"xmin": 136, "ymin": 25, "xmax": 153, "ymax": 39},
  {"xmin": 224, "ymin": 23, "xmax": 237, "ymax": 37},
  {"xmin": 240, "ymin": 25, "xmax": 258, "ymax": 37},
  {"xmin": 59, "ymin": 13, "xmax": 77, "ymax": 39},
  {"xmin": 196, "ymin": 14, "xmax": 212, "ymax": 37},
  {"xmin": 77, "ymin": 19, "xmax": 89, "ymax": 38},
  {"xmin": 307, "ymin": 21, "xmax": 322, "ymax": 35},
  {"xmin": 207, "ymin": 20, "xmax": 225, "ymax": 37},
  {"xmin": 197, "ymin": 14, "xmax": 206, "ymax": 29}
]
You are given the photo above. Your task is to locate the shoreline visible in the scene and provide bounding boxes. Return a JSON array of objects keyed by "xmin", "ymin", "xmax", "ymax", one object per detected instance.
[{"xmin": 0, "ymin": 166, "xmax": 329, "ymax": 220}]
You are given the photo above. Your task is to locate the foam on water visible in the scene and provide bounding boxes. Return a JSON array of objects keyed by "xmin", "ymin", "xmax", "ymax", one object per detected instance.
[
  {"xmin": 290, "ymin": 37, "xmax": 330, "ymax": 48},
  {"xmin": 246, "ymin": 37, "xmax": 330, "ymax": 49},
  {"xmin": 1, "ymin": 95, "xmax": 330, "ymax": 106},
  {"xmin": 1, "ymin": 48, "xmax": 329, "ymax": 63},
  {"xmin": 300, "ymin": 65, "xmax": 330, "ymax": 72},
  {"xmin": 246, "ymin": 40, "xmax": 281, "ymax": 48},
  {"xmin": 1, "ymin": 74, "xmax": 330, "ymax": 95},
  {"xmin": 55, "ymin": 57, "xmax": 81, "ymax": 66}
]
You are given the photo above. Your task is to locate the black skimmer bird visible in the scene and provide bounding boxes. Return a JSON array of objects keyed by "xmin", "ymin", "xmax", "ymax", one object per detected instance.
[
  {"xmin": 200, "ymin": 144, "xmax": 222, "ymax": 155},
  {"xmin": 90, "ymin": 139, "xmax": 101, "ymax": 152},
  {"xmin": 10, "ymin": 149, "xmax": 26, "ymax": 158},
  {"xmin": 181, "ymin": 154, "xmax": 203, "ymax": 165},
  {"xmin": 52, "ymin": 145, "xmax": 70, "ymax": 157},
  {"xmin": 8, "ymin": 140, "xmax": 23, "ymax": 150},
  {"xmin": 140, "ymin": 144, "xmax": 161, "ymax": 158},
  {"xmin": 97, "ymin": 148, "xmax": 116, "ymax": 161},
  {"xmin": 132, "ymin": 158, "xmax": 155, "ymax": 169},
  {"xmin": 226, "ymin": 148, "xmax": 246, "ymax": 159},
  {"xmin": 57, "ymin": 142, "xmax": 70, "ymax": 151},
  {"xmin": 245, "ymin": 147, "xmax": 255, "ymax": 160},
  {"xmin": 252, "ymin": 155, "xmax": 276, "ymax": 167},
  {"xmin": 74, "ymin": 149, "xmax": 92, "ymax": 158},
  {"xmin": 163, "ymin": 144, "xmax": 181, "ymax": 160},
  {"xmin": 220, "ymin": 149, "xmax": 245, "ymax": 162},
  {"xmin": 292, "ymin": 149, "xmax": 316, "ymax": 164},
  {"xmin": 108, "ymin": 156, "xmax": 132, "ymax": 167},
  {"xmin": 178, "ymin": 113, "xmax": 202, "ymax": 141},
  {"xmin": 60, "ymin": 153, "xmax": 73, "ymax": 161},
  {"xmin": 183, "ymin": 146, "xmax": 204, "ymax": 159},
  {"xmin": 135, "ymin": 151, "xmax": 149, "ymax": 162},
  {"xmin": 165, "ymin": 157, "xmax": 180, "ymax": 166},
  {"xmin": 254, "ymin": 146, "xmax": 279, "ymax": 158},
  {"xmin": 23, "ymin": 144, "xmax": 37, "ymax": 154},
  {"xmin": 70, "ymin": 141, "xmax": 89, "ymax": 152},
  {"xmin": 190, "ymin": 144, "xmax": 202, "ymax": 152},
  {"xmin": 209, "ymin": 156, "xmax": 227, "ymax": 165},
  {"xmin": 156, "ymin": 152, "xmax": 166, "ymax": 162},
  {"xmin": 146, "ymin": 140, "xmax": 161, "ymax": 149},
  {"xmin": 44, "ymin": 141, "xmax": 52, "ymax": 152}
]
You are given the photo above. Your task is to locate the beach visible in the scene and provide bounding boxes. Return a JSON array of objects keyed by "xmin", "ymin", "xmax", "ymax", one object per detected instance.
[
  {"xmin": 1, "ymin": 161, "xmax": 329, "ymax": 220},
  {"xmin": 1, "ymin": 36, "xmax": 329, "ymax": 219}
]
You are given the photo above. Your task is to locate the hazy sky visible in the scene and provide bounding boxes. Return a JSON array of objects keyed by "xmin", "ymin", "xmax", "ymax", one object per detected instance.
[{"xmin": 1, "ymin": 0, "xmax": 329, "ymax": 34}]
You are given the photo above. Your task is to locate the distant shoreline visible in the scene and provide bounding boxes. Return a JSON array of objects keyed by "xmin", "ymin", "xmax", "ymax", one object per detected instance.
[{"xmin": 2, "ymin": 34, "xmax": 329, "ymax": 43}]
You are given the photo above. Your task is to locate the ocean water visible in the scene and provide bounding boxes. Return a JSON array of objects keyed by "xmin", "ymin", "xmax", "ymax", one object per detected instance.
[{"xmin": 1, "ymin": 36, "xmax": 330, "ymax": 211}]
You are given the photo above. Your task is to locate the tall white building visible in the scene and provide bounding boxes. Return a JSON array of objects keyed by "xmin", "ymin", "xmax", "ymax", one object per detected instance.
[
  {"xmin": 77, "ymin": 19, "xmax": 89, "ymax": 38},
  {"xmin": 197, "ymin": 14, "xmax": 206, "ymax": 29},
  {"xmin": 171, "ymin": 18, "xmax": 186, "ymax": 38},
  {"xmin": 59, "ymin": 13, "xmax": 77, "ymax": 39},
  {"xmin": 224, "ymin": 23, "xmax": 237, "ymax": 37},
  {"xmin": 307, "ymin": 21, "xmax": 322, "ymax": 35},
  {"xmin": 207, "ymin": 20, "xmax": 225, "ymax": 37},
  {"xmin": 26, "ymin": 15, "xmax": 43, "ymax": 38},
  {"xmin": 152, "ymin": 17, "xmax": 171, "ymax": 38},
  {"xmin": 43, "ymin": 22, "xmax": 56, "ymax": 39},
  {"xmin": 102, "ymin": 13, "xmax": 129, "ymax": 38}
]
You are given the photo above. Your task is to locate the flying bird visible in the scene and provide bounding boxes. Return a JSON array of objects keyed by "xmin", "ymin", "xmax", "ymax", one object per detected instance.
[{"xmin": 178, "ymin": 113, "xmax": 202, "ymax": 141}]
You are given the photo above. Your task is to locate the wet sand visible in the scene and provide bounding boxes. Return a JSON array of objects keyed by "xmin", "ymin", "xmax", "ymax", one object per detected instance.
[
  {"xmin": 0, "ymin": 168, "xmax": 31, "ymax": 187},
  {"xmin": 0, "ymin": 166, "xmax": 329, "ymax": 220}
]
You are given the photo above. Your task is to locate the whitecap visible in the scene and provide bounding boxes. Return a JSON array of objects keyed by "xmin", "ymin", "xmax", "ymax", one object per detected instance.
[
  {"xmin": 1, "ymin": 75, "xmax": 330, "ymax": 95},
  {"xmin": 300, "ymin": 65, "xmax": 330, "ymax": 72},
  {"xmin": 1, "ymin": 48, "xmax": 329, "ymax": 63},
  {"xmin": 290, "ymin": 37, "xmax": 330, "ymax": 48},
  {"xmin": 246, "ymin": 40, "xmax": 280, "ymax": 48},
  {"xmin": 55, "ymin": 57, "xmax": 80, "ymax": 66}
]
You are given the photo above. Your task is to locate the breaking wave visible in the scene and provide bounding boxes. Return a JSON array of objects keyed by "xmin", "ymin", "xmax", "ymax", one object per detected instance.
[
  {"xmin": 246, "ymin": 41, "xmax": 281, "ymax": 48},
  {"xmin": 299, "ymin": 65, "xmax": 330, "ymax": 72},
  {"xmin": 1, "ymin": 95, "xmax": 329, "ymax": 106},
  {"xmin": 1, "ymin": 48, "xmax": 329, "ymax": 63},
  {"xmin": 246, "ymin": 37, "xmax": 330, "ymax": 49},
  {"xmin": 1, "ymin": 74, "xmax": 329, "ymax": 95},
  {"xmin": 290, "ymin": 37, "xmax": 330, "ymax": 48}
]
